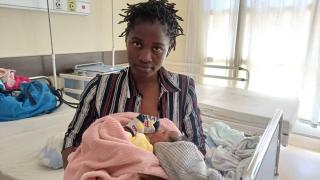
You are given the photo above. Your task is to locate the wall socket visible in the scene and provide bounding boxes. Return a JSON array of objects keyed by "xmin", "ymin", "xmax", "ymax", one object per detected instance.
[
  {"xmin": 68, "ymin": 0, "xmax": 76, "ymax": 12},
  {"xmin": 55, "ymin": 0, "xmax": 62, "ymax": 9}
]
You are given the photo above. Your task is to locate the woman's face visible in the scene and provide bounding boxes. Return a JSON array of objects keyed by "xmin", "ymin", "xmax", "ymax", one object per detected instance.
[{"xmin": 126, "ymin": 20, "xmax": 172, "ymax": 79}]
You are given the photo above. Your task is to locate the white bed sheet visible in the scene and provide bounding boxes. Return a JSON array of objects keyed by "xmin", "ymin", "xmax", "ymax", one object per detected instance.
[
  {"xmin": 196, "ymin": 84, "xmax": 299, "ymax": 127},
  {"xmin": 196, "ymin": 84, "xmax": 299, "ymax": 145},
  {"xmin": 0, "ymin": 96, "xmax": 76, "ymax": 180}
]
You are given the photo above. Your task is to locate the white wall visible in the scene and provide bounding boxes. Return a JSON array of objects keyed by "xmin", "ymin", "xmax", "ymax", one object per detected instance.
[
  {"xmin": 0, "ymin": 0, "xmax": 111, "ymax": 58},
  {"xmin": 50, "ymin": 0, "xmax": 112, "ymax": 54},
  {"xmin": 166, "ymin": 0, "xmax": 187, "ymax": 63},
  {"xmin": 0, "ymin": 7, "xmax": 52, "ymax": 57},
  {"xmin": 0, "ymin": 0, "xmax": 188, "ymax": 61}
]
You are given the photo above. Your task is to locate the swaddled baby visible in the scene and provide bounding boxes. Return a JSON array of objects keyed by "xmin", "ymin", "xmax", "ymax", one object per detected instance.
[
  {"xmin": 124, "ymin": 114, "xmax": 181, "ymax": 152},
  {"xmin": 124, "ymin": 114, "xmax": 223, "ymax": 180}
]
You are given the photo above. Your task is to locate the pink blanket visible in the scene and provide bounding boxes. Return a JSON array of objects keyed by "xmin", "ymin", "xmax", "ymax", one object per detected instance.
[{"xmin": 64, "ymin": 112, "xmax": 178, "ymax": 180}]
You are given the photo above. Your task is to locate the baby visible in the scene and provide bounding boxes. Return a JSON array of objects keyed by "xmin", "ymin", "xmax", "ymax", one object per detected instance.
[
  {"xmin": 124, "ymin": 114, "xmax": 181, "ymax": 152},
  {"xmin": 125, "ymin": 115, "xmax": 223, "ymax": 180}
]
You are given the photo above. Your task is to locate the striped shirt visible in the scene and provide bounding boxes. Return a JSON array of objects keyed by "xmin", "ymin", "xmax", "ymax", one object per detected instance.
[{"xmin": 63, "ymin": 67, "xmax": 206, "ymax": 154}]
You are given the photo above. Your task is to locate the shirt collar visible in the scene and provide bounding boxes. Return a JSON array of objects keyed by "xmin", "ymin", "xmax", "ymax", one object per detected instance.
[
  {"xmin": 127, "ymin": 67, "xmax": 138, "ymax": 98},
  {"xmin": 126, "ymin": 66, "xmax": 181, "ymax": 98},
  {"xmin": 158, "ymin": 67, "xmax": 181, "ymax": 93}
]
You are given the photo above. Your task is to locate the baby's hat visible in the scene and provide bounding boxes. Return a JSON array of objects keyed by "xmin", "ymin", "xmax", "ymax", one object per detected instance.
[{"xmin": 154, "ymin": 141, "xmax": 221, "ymax": 180}]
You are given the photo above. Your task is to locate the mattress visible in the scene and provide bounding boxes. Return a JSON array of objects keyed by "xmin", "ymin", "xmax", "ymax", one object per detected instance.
[
  {"xmin": 0, "ymin": 95, "xmax": 76, "ymax": 180},
  {"xmin": 196, "ymin": 84, "xmax": 299, "ymax": 145}
]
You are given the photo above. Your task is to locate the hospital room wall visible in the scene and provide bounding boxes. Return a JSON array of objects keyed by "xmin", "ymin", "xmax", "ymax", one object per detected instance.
[
  {"xmin": 0, "ymin": 1, "xmax": 112, "ymax": 58},
  {"xmin": 0, "ymin": 0, "xmax": 188, "ymax": 73}
]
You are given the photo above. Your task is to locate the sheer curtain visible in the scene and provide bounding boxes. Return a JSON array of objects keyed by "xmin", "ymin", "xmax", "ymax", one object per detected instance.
[
  {"xmin": 299, "ymin": 0, "xmax": 320, "ymax": 125},
  {"xmin": 241, "ymin": 0, "xmax": 320, "ymax": 125},
  {"xmin": 241, "ymin": 0, "xmax": 312, "ymax": 98},
  {"xmin": 183, "ymin": 0, "xmax": 207, "ymax": 82},
  {"xmin": 183, "ymin": 0, "xmax": 240, "ymax": 85},
  {"xmin": 186, "ymin": 0, "xmax": 320, "ymax": 124}
]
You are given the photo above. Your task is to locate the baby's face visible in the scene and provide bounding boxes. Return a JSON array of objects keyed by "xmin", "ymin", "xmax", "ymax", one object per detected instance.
[{"xmin": 147, "ymin": 130, "xmax": 181, "ymax": 145}]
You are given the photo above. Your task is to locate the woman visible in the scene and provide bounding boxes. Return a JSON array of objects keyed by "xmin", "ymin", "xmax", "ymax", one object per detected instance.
[{"xmin": 62, "ymin": 0, "xmax": 206, "ymax": 168}]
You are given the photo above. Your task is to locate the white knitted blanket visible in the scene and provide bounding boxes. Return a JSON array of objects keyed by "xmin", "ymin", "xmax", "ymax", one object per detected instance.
[{"xmin": 154, "ymin": 141, "xmax": 223, "ymax": 180}]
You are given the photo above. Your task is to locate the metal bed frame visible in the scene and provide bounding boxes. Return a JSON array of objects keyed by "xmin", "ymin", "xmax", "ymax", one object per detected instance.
[
  {"xmin": 203, "ymin": 64, "xmax": 250, "ymax": 89},
  {"xmin": 29, "ymin": 76, "xmax": 53, "ymax": 85},
  {"xmin": 242, "ymin": 109, "xmax": 283, "ymax": 180},
  {"xmin": 201, "ymin": 109, "xmax": 283, "ymax": 180}
]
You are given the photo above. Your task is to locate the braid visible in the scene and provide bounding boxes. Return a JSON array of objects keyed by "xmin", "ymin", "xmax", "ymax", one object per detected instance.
[{"xmin": 119, "ymin": 0, "xmax": 184, "ymax": 50}]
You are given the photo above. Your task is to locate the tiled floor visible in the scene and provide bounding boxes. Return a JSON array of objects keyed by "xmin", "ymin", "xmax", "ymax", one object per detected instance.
[{"xmin": 278, "ymin": 134, "xmax": 320, "ymax": 180}]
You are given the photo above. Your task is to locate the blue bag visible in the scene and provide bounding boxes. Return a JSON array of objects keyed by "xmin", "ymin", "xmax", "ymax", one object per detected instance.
[{"xmin": 0, "ymin": 81, "xmax": 58, "ymax": 121}]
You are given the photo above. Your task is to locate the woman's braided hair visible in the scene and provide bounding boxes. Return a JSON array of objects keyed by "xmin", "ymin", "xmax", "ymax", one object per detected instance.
[{"xmin": 119, "ymin": 0, "xmax": 184, "ymax": 50}]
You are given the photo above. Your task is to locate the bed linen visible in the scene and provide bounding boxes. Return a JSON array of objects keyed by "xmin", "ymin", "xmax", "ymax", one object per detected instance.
[
  {"xmin": 203, "ymin": 122, "xmax": 260, "ymax": 180},
  {"xmin": 196, "ymin": 84, "xmax": 299, "ymax": 145},
  {"xmin": 0, "ymin": 90, "xmax": 280, "ymax": 180},
  {"xmin": 0, "ymin": 95, "xmax": 76, "ymax": 180}
]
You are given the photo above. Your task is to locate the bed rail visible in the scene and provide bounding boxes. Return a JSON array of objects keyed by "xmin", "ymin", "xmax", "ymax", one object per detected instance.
[
  {"xmin": 203, "ymin": 64, "xmax": 250, "ymax": 89},
  {"xmin": 29, "ymin": 76, "xmax": 53, "ymax": 86},
  {"xmin": 242, "ymin": 109, "xmax": 283, "ymax": 180}
]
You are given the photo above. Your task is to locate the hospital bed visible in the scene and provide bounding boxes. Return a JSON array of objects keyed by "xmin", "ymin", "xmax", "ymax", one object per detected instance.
[
  {"xmin": 0, "ymin": 73, "xmax": 286, "ymax": 180},
  {"xmin": 0, "ymin": 94, "xmax": 76, "ymax": 180},
  {"xmin": 0, "ymin": 92, "xmax": 283, "ymax": 180}
]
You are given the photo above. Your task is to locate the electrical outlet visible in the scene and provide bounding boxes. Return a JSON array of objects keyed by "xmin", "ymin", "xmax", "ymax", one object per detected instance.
[
  {"xmin": 55, "ymin": 0, "xmax": 61, "ymax": 9},
  {"xmin": 68, "ymin": 0, "xmax": 76, "ymax": 12},
  {"xmin": 69, "ymin": 2, "xmax": 75, "ymax": 11}
]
